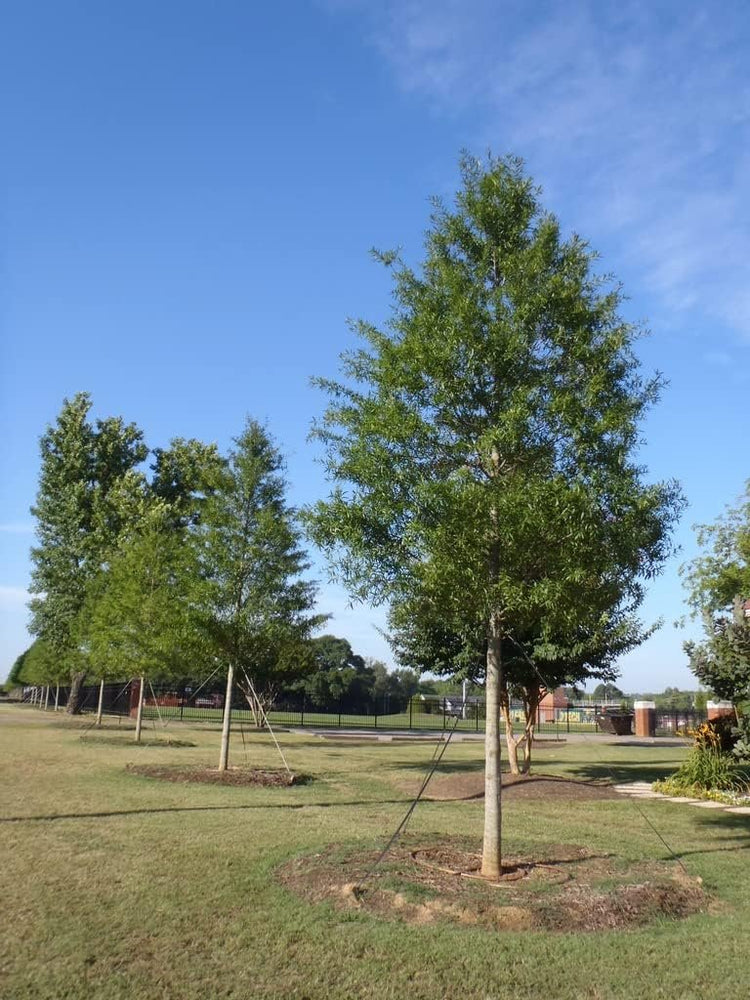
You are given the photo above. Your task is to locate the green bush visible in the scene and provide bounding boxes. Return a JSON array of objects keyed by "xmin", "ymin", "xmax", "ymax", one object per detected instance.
[
  {"xmin": 731, "ymin": 715, "xmax": 750, "ymax": 762},
  {"xmin": 666, "ymin": 722, "xmax": 749, "ymax": 792}
]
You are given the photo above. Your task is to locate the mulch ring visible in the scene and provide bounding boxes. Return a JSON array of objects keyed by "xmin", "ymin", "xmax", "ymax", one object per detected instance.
[
  {"xmin": 278, "ymin": 837, "xmax": 709, "ymax": 932},
  {"xmin": 126, "ymin": 764, "xmax": 309, "ymax": 786},
  {"xmin": 399, "ymin": 772, "xmax": 620, "ymax": 802}
]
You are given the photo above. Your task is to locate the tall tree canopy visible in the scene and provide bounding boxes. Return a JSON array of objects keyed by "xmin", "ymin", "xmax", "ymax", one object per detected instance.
[
  {"xmin": 307, "ymin": 154, "xmax": 683, "ymax": 877},
  {"xmin": 28, "ymin": 393, "xmax": 149, "ymax": 711},
  {"xmin": 194, "ymin": 419, "xmax": 325, "ymax": 766}
]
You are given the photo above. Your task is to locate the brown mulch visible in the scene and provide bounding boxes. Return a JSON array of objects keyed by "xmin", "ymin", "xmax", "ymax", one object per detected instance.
[
  {"xmin": 401, "ymin": 772, "xmax": 620, "ymax": 802},
  {"xmin": 125, "ymin": 764, "xmax": 308, "ymax": 786},
  {"xmin": 278, "ymin": 837, "xmax": 708, "ymax": 933}
]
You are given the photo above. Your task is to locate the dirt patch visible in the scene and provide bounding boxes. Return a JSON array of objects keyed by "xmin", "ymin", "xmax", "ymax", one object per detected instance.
[
  {"xmin": 126, "ymin": 764, "xmax": 309, "ymax": 786},
  {"xmin": 399, "ymin": 772, "xmax": 620, "ymax": 802},
  {"xmin": 279, "ymin": 837, "xmax": 708, "ymax": 932}
]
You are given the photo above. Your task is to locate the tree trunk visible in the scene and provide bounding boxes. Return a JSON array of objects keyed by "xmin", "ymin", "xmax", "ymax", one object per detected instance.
[
  {"xmin": 134, "ymin": 676, "xmax": 145, "ymax": 743},
  {"xmin": 96, "ymin": 679, "xmax": 105, "ymax": 727},
  {"xmin": 501, "ymin": 698, "xmax": 523, "ymax": 775},
  {"xmin": 44, "ymin": 686, "xmax": 50, "ymax": 710},
  {"xmin": 502, "ymin": 691, "xmax": 539, "ymax": 775},
  {"xmin": 218, "ymin": 664, "xmax": 235, "ymax": 771},
  {"xmin": 481, "ymin": 614, "xmax": 503, "ymax": 879},
  {"xmin": 66, "ymin": 671, "xmax": 87, "ymax": 714},
  {"xmin": 54, "ymin": 684, "xmax": 60, "ymax": 711},
  {"xmin": 520, "ymin": 716, "xmax": 535, "ymax": 773}
]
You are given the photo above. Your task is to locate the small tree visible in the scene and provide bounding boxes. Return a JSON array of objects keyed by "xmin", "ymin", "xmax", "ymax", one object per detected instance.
[
  {"xmin": 195, "ymin": 420, "xmax": 325, "ymax": 768},
  {"xmin": 682, "ymin": 481, "xmax": 750, "ymax": 711},
  {"xmin": 307, "ymin": 155, "xmax": 683, "ymax": 877},
  {"xmin": 86, "ymin": 506, "xmax": 201, "ymax": 741}
]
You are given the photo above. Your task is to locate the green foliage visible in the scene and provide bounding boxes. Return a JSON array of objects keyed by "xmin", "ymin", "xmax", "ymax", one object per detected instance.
[
  {"xmin": 6, "ymin": 648, "xmax": 30, "ymax": 688},
  {"xmin": 627, "ymin": 687, "xmax": 706, "ymax": 710},
  {"xmin": 660, "ymin": 722, "xmax": 749, "ymax": 793},
  {"xmin": 592, "ymin": 682, "xmax": 626, "ymax": 701},
  {"xmin": 306, "ymin": 152, "xmax": 683, "ymax": 687},
  {"xmin": 731, "ymin": 715, "xmax": 750, "ymax": 762},
  {"xmin": 85, "ymin": 505, "xmax": 202, "ymax": 682},
  {"xmin": 16, "ymin": 639, "xmax": 67, "ymax": 685},
  {"xmin": 150, "ymin": 438, "xmax": 225, "ymax": 528},
  {"xmin": 681, "ymin": 482, "xmax": 750, "ymax": 705},
  {"xmin": 685, "ymin": 599, "xmax": 750, "ymax": 704},
  {"xmin": 28, "ymin": 392, "xmax": 149, "ymax": 662},
  {"xmin": 194, "ymin": 419, "xmax": 325, "ymax": 699},
  {"xmin": 299, "ymin": 635, "xmax": 420, "ymax": 711},
  {"xmin": 681, "ymin": 480, "xmax": 750, "ymax": 617}
]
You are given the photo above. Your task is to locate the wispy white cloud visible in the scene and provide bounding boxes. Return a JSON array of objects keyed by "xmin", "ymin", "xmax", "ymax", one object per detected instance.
[{"xmin": 337, "ymin": 0, "xmax": 750, "ymax": 344}]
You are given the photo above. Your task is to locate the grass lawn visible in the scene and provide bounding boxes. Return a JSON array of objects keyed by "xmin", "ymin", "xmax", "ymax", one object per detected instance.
[{"xmin": 1, "ymin": 705, "xmax": 748, "ymax": 1000}]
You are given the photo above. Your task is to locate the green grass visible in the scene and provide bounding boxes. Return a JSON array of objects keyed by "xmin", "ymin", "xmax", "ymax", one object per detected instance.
[{"xmin": 1, "ymin": 705, "xmax": 748, "ymax": 999}]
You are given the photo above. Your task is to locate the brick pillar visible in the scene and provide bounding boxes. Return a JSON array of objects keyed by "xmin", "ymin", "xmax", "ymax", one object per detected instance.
[
  {"xmin": 707, "ymin": 700, "xmax": 735, "ymax": 723},
  {"xmin": 634, "ymin": 700, "xmax": 656, "ymax": 738}
]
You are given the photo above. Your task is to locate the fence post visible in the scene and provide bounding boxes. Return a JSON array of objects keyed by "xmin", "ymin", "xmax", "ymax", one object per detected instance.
[
  {"xmin": 475, "ymin": 702, "xmax": 479, "ymax": 733},
  {"xmin": 409, "ymin": 699, "xmax": 413, "ymax": 730},
  {"xmin": 567, "ymin": 706, "xmax": 570, "ymax": 734},
  {"xmin": 301, "ymin": 695, "xmax": 305, "ymax": 728},
  {"xmin": 338, "ymin": 697, "xmax": 342, "ymax": 729}
]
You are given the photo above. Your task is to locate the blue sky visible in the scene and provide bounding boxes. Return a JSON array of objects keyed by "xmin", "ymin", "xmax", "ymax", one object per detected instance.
[{"xmin": 2, "ymin": 0, "xmax": 749, "ymax": 691}]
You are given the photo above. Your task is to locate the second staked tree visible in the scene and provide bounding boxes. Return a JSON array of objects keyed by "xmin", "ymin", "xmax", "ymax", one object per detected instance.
[
  {"xmin": 194, "ymin": 419, "xmax": 325, "ymax": 770},
  {"xmin": 85, "ymin": 503, "xmax": 202, "ymax": 742},
  {"xmin": 306, "ymin": 154, "xmax": 683, "ymax": 879}
]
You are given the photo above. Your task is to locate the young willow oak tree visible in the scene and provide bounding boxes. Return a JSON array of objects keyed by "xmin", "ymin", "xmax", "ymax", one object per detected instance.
[
  {"xmin": 306, "ymin": 155, "xmax": 683, "ymax": 879},
  {"xmin": 29, "ymin": 393, "xmax": 148, "ymax": 712},
  {"xmin": 195, "ymin": 420, "xmax": 324, "ymax": 769}
]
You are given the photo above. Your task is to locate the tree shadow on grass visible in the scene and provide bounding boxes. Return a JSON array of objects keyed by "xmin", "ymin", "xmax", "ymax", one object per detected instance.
[
  {"xmin": 0, "ymin": 795, "xmax": 460, "ymax": 825},
  {"xmin": 389, "ymin": 759, "xmax": 485, "ymax": 774},
  {"xmin": 566, "ymin": 760, "xmax": 686, "ymax": 784}
]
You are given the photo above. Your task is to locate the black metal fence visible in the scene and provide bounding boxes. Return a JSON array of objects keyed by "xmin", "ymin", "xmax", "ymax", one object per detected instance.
[
  {"xmin": 16, "ymin": 681, "xmax": 705, "ymax": 736},
  {"xmin": 654, "ymin": 710, "xmax": 707, "ymax": 736}
]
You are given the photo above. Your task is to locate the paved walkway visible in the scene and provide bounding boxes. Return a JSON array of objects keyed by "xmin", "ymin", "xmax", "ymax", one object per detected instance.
[{"xmin": 614, "ymin": 781, "xmax": 750, "ymax": 815}]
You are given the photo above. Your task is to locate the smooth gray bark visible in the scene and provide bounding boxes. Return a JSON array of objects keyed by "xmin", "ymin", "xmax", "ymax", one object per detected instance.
[
  {"xmin": 96, "ymin": 679, "xmax": 105, "ymax": 727},
  {"xmin": 481, "ymin": 616, "xmax": 503, "ymax": 879},
  {"xmin": 218, "ymin": 664, "xmax": 235, "ymax": 771},
  {"xmin": 134, "ymin": 676, "xmax": 145, "ymax": 743}
]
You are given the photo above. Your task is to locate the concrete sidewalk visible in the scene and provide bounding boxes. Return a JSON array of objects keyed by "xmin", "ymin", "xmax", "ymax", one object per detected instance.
[
  {"xmin": 614, "ymin": 780, "xmax": 750, "ymax": 815},
  {"xmin": 289, "ymin": 726, "xmax": 690, "ymax": 747}
]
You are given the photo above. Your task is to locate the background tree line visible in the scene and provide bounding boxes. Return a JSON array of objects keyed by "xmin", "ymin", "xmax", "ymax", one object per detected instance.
[{"xmin": 18, "ymin": 393, "xmax": 326, "ymax": 761}]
